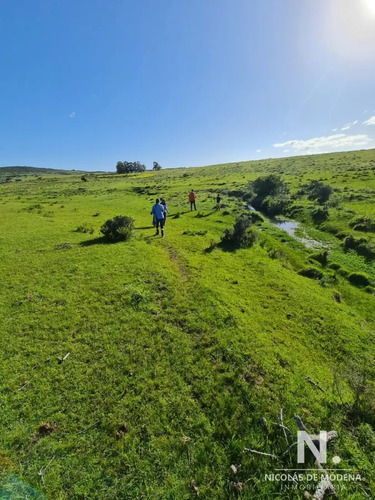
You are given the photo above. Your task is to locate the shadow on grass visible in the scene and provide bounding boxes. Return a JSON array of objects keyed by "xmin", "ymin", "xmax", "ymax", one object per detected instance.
[
  {"xmin": 79, "ymin": 237, "xmax": 124, "ymax": 246},
  {"xmin": 216, "ymin": 241, "xmax": 241, "ymax": 253},
  {"xmin": 134, "ymin": 226, "xmax": 154, "ymax": 230},
  {"xmin": 195, "ymin": 210, "xmax": 215, "ymax": 218},
  {"xmin": 204, "ymin": 240, "xmax": 246, "ymax": 254},
  {"xmin": 171, "ymin": 211, "xmax": 191, "ymax": 218}
]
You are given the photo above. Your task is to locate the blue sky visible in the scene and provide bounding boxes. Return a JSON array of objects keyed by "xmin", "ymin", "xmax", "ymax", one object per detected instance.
[{"xmin": 1, "ymin": 0, "xmax": 375, "ymax": 171}]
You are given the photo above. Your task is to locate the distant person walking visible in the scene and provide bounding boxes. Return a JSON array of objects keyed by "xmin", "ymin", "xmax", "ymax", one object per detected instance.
[
  {"xmin": 151, "ymin": 198, "xmax": 165, "ymax": 237},
  {"xmin": 160, "ymin": 198, "xmax": 169, "ymax": 225},
  {"xmin": 216, "ymin": 193, "xmax": 221, "ymax": 210},
  {"xmin": 189, "ymin": 190, "xmax": 197, "ymax": 211}
]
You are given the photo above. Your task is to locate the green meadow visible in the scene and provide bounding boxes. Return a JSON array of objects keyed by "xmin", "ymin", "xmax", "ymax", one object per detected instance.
[{"xmin": 1, "ymin": 149, "xmax": 375, "ymax": 499}]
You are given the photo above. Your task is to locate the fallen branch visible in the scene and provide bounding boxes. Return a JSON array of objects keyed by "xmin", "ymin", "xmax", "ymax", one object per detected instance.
[
  {"xmin": 294, "ymin": 414, "xmax": 307, "ymax": 431},
  {"xmin": 58, "ymin": 352, "xmax": 70, "ymax": 364},
  {"xmin": 38, "ymin": 455, "xmax": 55, "ymax": 485},
  {"xmin": 309, "ymin": 431, "xmax": 338, "ymax": 444},
  {"xmin": 312, "ymin": 460, "xmax": 337, "ymax": 499},
  {"xmin": 243, "ymin": 412, "xmax": 339, "ymax": 500},
  {"xmin": 16, "ymin": 380, "xmax": 31, "ymax": 392},
  {"xmin": 243, "ymin": 448, "xmax": 279, "ymax": 460},
  {"xmin": 271, "ymin": 422, "xmax": 296, "ymax": 440}
]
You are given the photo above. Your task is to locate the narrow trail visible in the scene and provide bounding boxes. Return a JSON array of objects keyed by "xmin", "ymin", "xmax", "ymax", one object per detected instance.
[{"xmin": 162, "ymin": 242, "xmax": 190, "ymax": 282}]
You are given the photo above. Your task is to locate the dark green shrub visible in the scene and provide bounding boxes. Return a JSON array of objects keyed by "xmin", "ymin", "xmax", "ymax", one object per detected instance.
[
  {"xmin": 251, "ymin": 175, "xmax": 287, "ymax": 198},
  {"xmin": 248, "ymin": 211, "xmax": 264, "ymax": 223},
  {"xmin": 336, "ymin": 232, "xmax": 348, "ymax": 240},
  {"xmin": 365, "ymin": 286, "xmax": 375, "ymax": 294},
  {"xmin": 319, "ymin": 273, "xmax": 337, "ymax": 287},
  {"xmin": 205, "ymin": 240, "xmax": 217, "ymax": 253},
  {"xmin": 100, "ymin": 215, "xmax": 134, "ymax": 242},
  {"xmin": 262, "ymin": 192, "xmax": 290, "ymax": 217},
  {"xmin": 329, "ymin": 262, "xmax": 341, "ymax": 270},
  {"xmin": 242, "ymin": 192, "xmax": 254, "ymax": 202},
  {"xmin": 248, "ymin": 175, "xmax": 290, "ymax": 216},
  {"xmin": 304, "ymin": 180, "xmax": 333, "ymax": 204},
  {"xmin": 311, "ymin": 206, "xmax": 328, "ymax": 224},
  {"xmin": 288, "ymin": 205, "xmax": 304, "ymax": 217},
  {"xmin": 220, "ymin": 215, "xmax": 257, "ymax": 249},
  {"xmin": 342, "ymin": 235, "xmax": 375, "ymax": 259},
  {"xmin": 227, "ymin": 189, "xmax": 247, "ymax": 198},
  {"xmin": 311, "ymin": 250, "xmax": 328, "ymax": 266},
  {"xmin": 349, "ymin": 217, "xmax": 375, "ymax": 233},
  {"xmin": 297, "ymin": 267, "xmax": 324, "ymax": 279},
  {"xmin": 348, "ymin": 272, "xmax": 371, "ymax": 287},
  {"xmin": 338, "ymin": 268, "xmax": 350, "ymax": 278}
]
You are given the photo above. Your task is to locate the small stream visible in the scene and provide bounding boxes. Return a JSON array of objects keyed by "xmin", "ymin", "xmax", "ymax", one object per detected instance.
[{"xmin": 247, "ymin": 205, "xmax": 325, "ymax": 249}]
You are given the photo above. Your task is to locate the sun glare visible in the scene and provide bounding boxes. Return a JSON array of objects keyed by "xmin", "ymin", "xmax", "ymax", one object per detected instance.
[
  {"xmin": 324, "ymin": 0, "xmax": 375, "ymax": 63},
  {"xmin": 363, "ymin": 0, "xmax": 375, "ymax": 16}
]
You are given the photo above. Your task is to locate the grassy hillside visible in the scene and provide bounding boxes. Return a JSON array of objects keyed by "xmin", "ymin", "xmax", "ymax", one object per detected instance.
[
  {"xmin": 0, "ymin": 150, "xmax": 374, "ymax": 499},
  {"xmin": 0, "ymin": 166, "xmax": 90, "ymax": 179}
]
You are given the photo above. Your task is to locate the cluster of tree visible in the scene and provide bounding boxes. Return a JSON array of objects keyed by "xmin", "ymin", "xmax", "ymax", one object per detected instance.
[
  {"xmin": 304, "ymin": 180, "xmax": 333, "ymax": 204},
  {"xmin": 248, "ymin": 175, "xmax": 290, "ymax": 216},
  {"xmin": 116, "ymin": 161, "xmax": 146, "ymax": 174},
  {"xmin": 153, "ymin": 162, "xmax": 162, "ymax": 171}
]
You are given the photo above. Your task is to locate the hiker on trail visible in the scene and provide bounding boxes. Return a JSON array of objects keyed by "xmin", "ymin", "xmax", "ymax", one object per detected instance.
[
  {"xmin": 216, "ymin": 193, "xmax": 221, "ymax": 210},
  {"xmin": 189, "ymin": 190, "xmax": 196, "ymax": 211},
  {"xmin": 160, "ymin": 198, "xmax": 169, "ymax": 225},
  {"xmin": 151, "ymin": 198, "xmax": 165, "ymax": 237}
]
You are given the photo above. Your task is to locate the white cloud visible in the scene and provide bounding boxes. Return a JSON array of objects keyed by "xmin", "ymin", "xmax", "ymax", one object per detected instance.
[
  {"xmin": 332, "ymin": 128, "xmax": 338, "ymax": 132},
  {"xmin": 363, "ymin": 115, "xmax": 375, "ymax": 125},
  {"xmin": 273, "ymin": 133, "xmax": 374, "ymax": 155},
  {"xmin": 256, "ymin": 149, "xmax": 261, "ymax": 153},
  {"xmin": 69, "ymin": 112, "xmax": 76, "ymax": 118},
  {"xmin": 340, "ymin": 120, "xmax": 358, "ymax": 131}
]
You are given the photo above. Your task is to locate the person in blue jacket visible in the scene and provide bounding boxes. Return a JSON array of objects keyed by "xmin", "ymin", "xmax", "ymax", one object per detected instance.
[
  {"xmin": 150, "ymin": 198, "xmax": 165, "ymax": 237},
  {"xmin": 160, "ymin": 198, "xmax": 169, "ymax": 225}
]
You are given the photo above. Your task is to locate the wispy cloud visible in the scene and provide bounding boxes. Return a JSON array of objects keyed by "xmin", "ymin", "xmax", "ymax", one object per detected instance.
[
  {"xmin": 363, "ymin": 115, "xmax": 375, "ymax": 125},
  {"xmin": 331, "ymin": 128, "xmax": 338, "ymax": 132},
  {"xmin": 340, "ymin": 120, "xmax": 358, "ymax": 131},
  {"xmin": 256, "ymin": 149, "xmax": 261, "ymax": 153},
  {"xmin": 69, "ymin": 111, "xmax": 76, "ymax": 118},
  {"xmin": 273, "ymin": 133, "xmax": 374, "ymax": 155}
]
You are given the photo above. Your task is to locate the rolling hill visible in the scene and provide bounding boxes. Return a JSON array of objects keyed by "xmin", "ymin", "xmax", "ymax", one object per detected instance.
[{"xmin": 0, "ymin": 149, "xmax": 374, "ymax": 499}]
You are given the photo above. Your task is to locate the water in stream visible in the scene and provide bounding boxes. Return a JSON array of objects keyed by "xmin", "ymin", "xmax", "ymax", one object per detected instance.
[{"xmin": 247, "ymin": 205, "xmax": 325, "ymax": 249}]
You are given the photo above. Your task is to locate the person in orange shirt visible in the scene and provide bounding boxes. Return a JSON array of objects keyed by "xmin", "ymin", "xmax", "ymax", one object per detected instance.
[{"xmin": 189, "ymin": 189, "xmax": 196, "ymax": 211}]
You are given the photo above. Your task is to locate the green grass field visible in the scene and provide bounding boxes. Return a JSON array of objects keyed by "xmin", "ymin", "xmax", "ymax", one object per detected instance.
[{"xmin": 1, "ymin": 149, "xmax": 375, "ymax": 499}]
